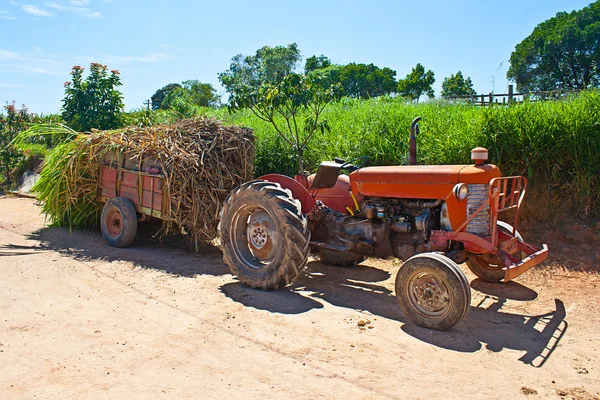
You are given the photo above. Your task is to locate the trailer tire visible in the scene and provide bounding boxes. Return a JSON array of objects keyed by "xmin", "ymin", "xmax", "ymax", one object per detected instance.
[
  {"xmin": 100, "ymin": 197, "xmax": 138, "ymax": 248},
  {"xmin": 466, "ymin": 221, "xmax": 524, "ymax": 283},
  {"xmin": 396, "ymin": 252, "xmax": 470, "ymax": 331},
  {"xmin": 319, "ymin": 250, "xmax": 365, "ymax": 267},
  {"xmin": 219, "ymin": 180, "xmax": 310, "ymax": 290}
]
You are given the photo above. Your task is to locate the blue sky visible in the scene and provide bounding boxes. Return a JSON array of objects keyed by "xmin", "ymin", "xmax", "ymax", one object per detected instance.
[{"xmin": 0, "ymin": 0, "xmax": 591, "ymax": 114}]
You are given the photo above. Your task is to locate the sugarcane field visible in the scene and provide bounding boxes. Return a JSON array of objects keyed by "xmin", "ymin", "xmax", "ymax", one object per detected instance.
[{"xmin": 2, "ymin": 1, "xmax": 600, "ymax": 399}]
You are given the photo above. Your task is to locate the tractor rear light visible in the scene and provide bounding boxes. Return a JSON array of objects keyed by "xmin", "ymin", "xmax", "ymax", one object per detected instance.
[{"xmin": 453, "ymin": 183, "xmax": 468, "ymax": 201}]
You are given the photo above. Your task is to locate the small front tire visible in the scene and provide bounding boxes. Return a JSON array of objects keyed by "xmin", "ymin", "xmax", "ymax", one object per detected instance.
[
  {"xmin": 466, "ymin": 221, "xmax": 525, "ymax": 283},
  {"xmin": 396, "ymin": 252, "xmax": 470, "ymax": 330}
]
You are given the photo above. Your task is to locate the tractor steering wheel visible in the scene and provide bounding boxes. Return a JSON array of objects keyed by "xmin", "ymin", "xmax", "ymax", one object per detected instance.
[{"xmin": 333, "ymin": 156, "xmax": 370, "ymax": 172}]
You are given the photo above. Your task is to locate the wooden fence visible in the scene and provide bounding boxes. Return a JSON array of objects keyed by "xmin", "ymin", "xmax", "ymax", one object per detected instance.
[{"xmin": 446, "ymin": 85, "xmax": 582, "ymax": 107}]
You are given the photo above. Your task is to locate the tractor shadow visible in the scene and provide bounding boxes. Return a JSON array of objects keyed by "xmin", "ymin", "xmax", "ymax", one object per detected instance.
[
  {"xmin": 225, "ymin": 259, "xmax": 567, "ymax": 367},
  {"xmin": 20, "ymin": 223, "xmax": 229, "ymax": 278}
]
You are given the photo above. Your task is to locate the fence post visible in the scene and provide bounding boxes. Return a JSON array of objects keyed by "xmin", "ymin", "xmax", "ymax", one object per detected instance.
[
  {"xmin": 508, "ymin": 84, "xmax": 514, "ymax": 104},
  {"xmin": 489, "ymin": 93, "xmax": 494, "ymax": 108},
  {"xmin": 480, "ymin": 94, "xmax": 485, "ymax": 107}
]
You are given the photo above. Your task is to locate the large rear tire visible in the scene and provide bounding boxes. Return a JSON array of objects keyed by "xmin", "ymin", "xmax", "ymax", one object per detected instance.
[
  {"xmin": 219, "ymin": 180, "xmax": 310, "ymax": 290},
  {"xmin": 100, "ymin": 197, "xmax": 138, "ymax": 247},
  {"xmin": 395, "ymin": 252, "xmax": 470, "ymax": 330},
  {"xmin": 318, "ymin": 250, "xmax": 365, "ymax": 267},
  {"xmin": 466, "ymin": 221, "xmax": 524, "ymax": 283}
]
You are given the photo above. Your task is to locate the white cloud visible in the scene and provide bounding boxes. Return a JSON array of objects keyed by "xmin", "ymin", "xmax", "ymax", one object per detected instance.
[
  {"xmin": 46, "ymin": 1, "xmax": 100, "ymax": 18},
  {"xmin": 0, "ymin": 50, "xmax": 22, "ymax": 60},
  {"xmin": 0, "ymin": 9, "xmax": 17, "ymax": 20},
  {"xmin": 0, "ymin": 48, "xmax": 65, "ymax": 77},
  {"xmin": 105, "ymin": 53, "xmax": 173, "ymax": 63},
  {"xmin": 22, "ymin": 4, "xmax": 53, "ymax": 16}
]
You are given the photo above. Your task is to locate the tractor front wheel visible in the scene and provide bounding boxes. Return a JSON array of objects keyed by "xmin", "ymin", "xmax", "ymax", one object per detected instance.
[
  {"xmin": 395, "ymin": 252, "xmax": 470, "ymax": 330},
  {"xmin": 466, "ymin": 221, "xmax": 525, "ymax": 283},
  {"xmin": 219, "ymin": 180, "xmax": 310, "ymax": 290}
]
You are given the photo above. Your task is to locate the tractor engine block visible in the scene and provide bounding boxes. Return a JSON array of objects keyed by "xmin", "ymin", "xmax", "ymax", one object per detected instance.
[{"xmin": 309, "ymin": 198, "xmax": 445, "ymax": 261}]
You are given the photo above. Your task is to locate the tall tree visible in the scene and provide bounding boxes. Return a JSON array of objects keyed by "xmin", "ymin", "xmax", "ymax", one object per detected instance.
[
  {"xmin": 397, "ymin": 63, "xmax": 435, "ymax": 102},
  {"xmin": 507, "ymin": 2, "xmax": 600, "ymax": 92},
  {"xmin": 304, "ymin": 55, "xmax": 332, "ymax": 73},
  {"xmin": 151, "ymin": 83, "xmax": 182, "ymax": 110},
  {"xmin": 62, "ymin": 63, "xmax": 124, "ymax": 132},
  {"xmin": 229, "ymin": 73, "xmax": 342, "ymax": 173},
  {"xmin": 309, "ymin": 63, "xmax": 397, "ymax": 99},
  {"xmin": 180, "ymin": 80, "xmax": 220, "ymax": 107},
  {"xmin": 219, "ymin": 43, "xmax": 302, "ymax": 99},
  {"xmin": 441, "ymin": 71, "xmax": 477, "ymax": 98}
]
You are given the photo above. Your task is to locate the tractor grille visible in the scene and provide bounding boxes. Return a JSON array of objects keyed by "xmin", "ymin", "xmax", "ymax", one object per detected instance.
[{"xmin": 466, "ymin": 184, "xmax": 490, "ymax": 236}]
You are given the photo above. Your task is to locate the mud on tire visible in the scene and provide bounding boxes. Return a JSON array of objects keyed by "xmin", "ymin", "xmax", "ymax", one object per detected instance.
[{"xmin": 219, "ymin": 180, "xmax": 310, "ymax": 290}]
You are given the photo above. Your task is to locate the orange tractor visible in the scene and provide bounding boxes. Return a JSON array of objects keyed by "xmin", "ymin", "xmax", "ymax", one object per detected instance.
[{"xmin": 219, "ymin": 117, "xmax": 549, "ymax": 330}]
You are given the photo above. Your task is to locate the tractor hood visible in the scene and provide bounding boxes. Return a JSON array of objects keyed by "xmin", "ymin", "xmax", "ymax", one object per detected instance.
[{"xmin": 349, "ymin": 164, "xmax": 501, "ymax": 198}]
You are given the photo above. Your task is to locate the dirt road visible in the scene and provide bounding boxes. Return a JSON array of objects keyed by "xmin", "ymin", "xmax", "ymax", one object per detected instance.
[{"xmin": 1, "ymin": 197, "xmax": 598, "ymax": 399}]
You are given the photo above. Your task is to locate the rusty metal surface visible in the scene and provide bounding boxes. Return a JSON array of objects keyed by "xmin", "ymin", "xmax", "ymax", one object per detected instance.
[
  {"xmin": 99, "ymin": 165, "xmax": 167, "ymax": 219},
  {"xmin": 246, "ymin": 210, "xmax": 277, "ymax": 261},
  {"xmin": 504, "ymin": 244, "xmax": 549, "ymax": 281}
]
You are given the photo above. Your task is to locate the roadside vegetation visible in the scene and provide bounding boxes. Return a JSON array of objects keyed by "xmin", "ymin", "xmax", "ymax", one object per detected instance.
[{"xmin": 3, "ymin": 1, "xmax": 600, "ymax": 220}]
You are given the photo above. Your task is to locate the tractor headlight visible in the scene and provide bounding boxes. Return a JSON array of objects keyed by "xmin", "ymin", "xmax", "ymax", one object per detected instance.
[{"xmin": 453, "ymin": 183, "xmax": 468, "ymax": 201}]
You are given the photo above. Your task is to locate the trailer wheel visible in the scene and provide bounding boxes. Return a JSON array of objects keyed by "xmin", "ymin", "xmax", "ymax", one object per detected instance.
[
  {"xmin": 100, "ymin": 197, "xmax": 138, "ymax": 247},
  {"xmin": 219, "ymin": 180, "xmax": 310, "ymax": 290},
  {"xmin": 318, "ymin": 250, "xmax": 365, "ymax": 267},
  {"xmin": 466, "ymin": 221, "xmax": 524, "ymax": 283},
  {"xmin": 396, "ymin": 252, "xmax": 470, "ymax": 330}
]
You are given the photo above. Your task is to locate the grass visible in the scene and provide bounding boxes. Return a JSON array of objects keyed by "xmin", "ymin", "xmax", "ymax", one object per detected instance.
[
  {"xmin": 211, "ymin": 90, "xmax": 600, "ymax": 219},
  {"xmin": 7, "ymin": 90, "xmax": 599, "ymax": 220}
]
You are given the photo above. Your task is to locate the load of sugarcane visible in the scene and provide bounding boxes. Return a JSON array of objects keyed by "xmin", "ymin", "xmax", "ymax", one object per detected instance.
[{"xmin": 13, "ymin": 118, "xmax": 255, "ymax": 247}]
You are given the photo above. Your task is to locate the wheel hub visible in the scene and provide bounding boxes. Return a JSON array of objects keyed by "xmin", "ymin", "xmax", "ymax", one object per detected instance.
[
  {"xmin": 106, "ymin": 209, "xmax": 123, "ymax": 236},
  {"xmin": 245, "ymin": 209, "xmax": 278, "ymax": 262},
  {"xmin": 412, "ymin": 275, "xmax": 450, "ymax": 314}
]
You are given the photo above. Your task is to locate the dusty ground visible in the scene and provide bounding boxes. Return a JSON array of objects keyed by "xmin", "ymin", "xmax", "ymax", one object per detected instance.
[{"xmin": 0, "ymin": 197, "xmax": 599, "ymax": 400}]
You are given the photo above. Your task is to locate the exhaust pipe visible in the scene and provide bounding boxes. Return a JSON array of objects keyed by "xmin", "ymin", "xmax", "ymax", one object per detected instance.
[{"xmin": 409, "ymin": 116, "xmax": 421, "ymax": 165}]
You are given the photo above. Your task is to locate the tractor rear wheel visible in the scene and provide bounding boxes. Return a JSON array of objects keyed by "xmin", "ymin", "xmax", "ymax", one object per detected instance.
[
  {"xmin": 100, "ymin": 197, "xmax": 138, "ymax": 247},
  {"xmin": 318, "ymin": 250, "xmax": 365, "ymax": 267},
  {"xmin": 395, "ymin": 252, "xmax": 470, "ymax": 330},
  {"xmin": 219, "ymin": 180, "xmax": 310, "ymax": 290},
  {"xmin": 466, "ymin": 221, "xmax": 525, "ymax": 283}
]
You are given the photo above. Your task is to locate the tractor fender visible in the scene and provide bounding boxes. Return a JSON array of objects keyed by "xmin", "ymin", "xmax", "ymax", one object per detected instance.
[{"xmin": 258, "ymin": 174, "xmax": 316, "ymax": 214}]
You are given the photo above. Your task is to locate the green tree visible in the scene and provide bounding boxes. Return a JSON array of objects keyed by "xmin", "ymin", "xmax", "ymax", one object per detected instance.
[
  {"xmin": 180, "ymin": 80, "xmax": 220, "ymax": 107},
  {"xmin": 339, "ymin": 63, "xmax": 397, "ymax": 98},
  {"xmin": 304, "ymin": 55, "xmax": 332, "ymax": 73},
  {"xmin": 309, "ymin": 63, "xmax": 397, "ymax": 99},
  {"xmin": 62, "ymin": 63, "xmax": 124, "ymax": 132},
  {"xmin": 441, "ymin": 71, "xmax": 477, "ymax": 98},
  {"xmin": 507, "ymin": 2, "xmax": 600, "ymax": 92},
  {"xmin": 0, "ymin": 102, "xmax": 31, "ymax": 187},
  {"xmin": 229, "ymin": 73, "xmax": 342, "ymax": 173},
  {"xmin": 397, "ymin": 63, "xmax": 435, "ymax": 102},
  {"xmin": 151, "ymin": 83, "xmax": 182, "ymax": 110},
  {"xmin": 219, "ymin": 43, "xmax": 302, "ymax": 98}
]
